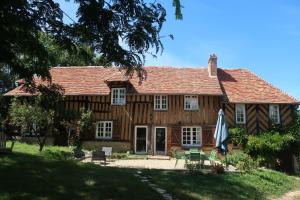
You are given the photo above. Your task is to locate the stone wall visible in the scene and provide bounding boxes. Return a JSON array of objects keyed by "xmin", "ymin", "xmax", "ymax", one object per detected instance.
[{"xmin": 82, "ymin": 141, "xmax": 131, "ymax": 153}]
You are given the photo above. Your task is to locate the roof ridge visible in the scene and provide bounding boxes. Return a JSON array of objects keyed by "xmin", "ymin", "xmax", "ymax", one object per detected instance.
[{"xmin": 244, "ymin": 69, "xmax": 299, "ymax": 102}]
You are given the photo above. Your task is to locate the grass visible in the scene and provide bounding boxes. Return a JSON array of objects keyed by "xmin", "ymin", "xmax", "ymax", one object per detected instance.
[
  {"xmin": 0, "ymin": 142, "xmax": 161, "ymax": 200},
  {"xmin": 142, "ymin": 168, "xmax": 300, "ymax": 200},
  {"xmin": 1, "ymin": 142, "xmax": 300, "ymax": 200}
]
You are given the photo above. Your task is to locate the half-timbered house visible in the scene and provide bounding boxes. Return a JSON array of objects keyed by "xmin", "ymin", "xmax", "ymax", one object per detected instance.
[{"xmin": 5, "ymin": 54, "xmax": 299, "ymax": 155}]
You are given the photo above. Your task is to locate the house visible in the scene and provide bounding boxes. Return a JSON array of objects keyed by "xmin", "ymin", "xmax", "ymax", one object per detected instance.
[{"xmin": 4, "ymin": 54, "xmax": 299, "ymax": 155}]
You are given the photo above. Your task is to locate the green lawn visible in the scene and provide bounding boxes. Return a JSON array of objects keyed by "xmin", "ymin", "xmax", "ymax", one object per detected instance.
[{"xmin": 1, "ymin": 142, "xmax": 300, "ymax": 200}]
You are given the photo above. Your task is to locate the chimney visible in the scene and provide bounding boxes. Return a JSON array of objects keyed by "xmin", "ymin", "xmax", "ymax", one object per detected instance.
[{"xmin": 208, "ymin": 53, "xmax": 217, "ymax": 76}]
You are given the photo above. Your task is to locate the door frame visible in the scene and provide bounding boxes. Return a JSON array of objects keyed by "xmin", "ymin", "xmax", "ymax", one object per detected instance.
[
  {"xmin": 154, "ymin": 126, "xmax": 167, "ymax": 155},
  {"xmin": 134, "ymin": 126, "xmax": 148, "ymax": 154}
]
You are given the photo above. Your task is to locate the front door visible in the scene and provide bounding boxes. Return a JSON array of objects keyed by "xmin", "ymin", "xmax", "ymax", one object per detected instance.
[
  {"xmin": 155, "ymin": 127, "xmax": 166, "ymax": 155},
  {"xmin": 135, "ymin": 126, "xmax": 148, "ymax": 153}
]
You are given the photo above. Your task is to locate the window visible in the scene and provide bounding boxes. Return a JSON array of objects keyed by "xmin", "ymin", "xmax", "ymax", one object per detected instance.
[
  {"xmin": 269, "ymin": 104, "xmax": 280, "ymax": 124},
  {"xmin": 182, "ymin": 127, "xmax": 201, "ymax": 146},
  {"xmin": 235, "ymin": 104, "xmax": 246, "ymax": 124},
  {"xmin": 184, "ymin": 95, "xmax": 198, "ymax": 110},
  {"xmin": 96, "ymin": 121, "xmax": 113, "ymax": 139},
  {"xmin": 154, "ymin": 95, "xmax": 168, "ymax": 110},
  {"xmin": 111, "ymin": 88, "xmax": 126, "ymax": 105}
]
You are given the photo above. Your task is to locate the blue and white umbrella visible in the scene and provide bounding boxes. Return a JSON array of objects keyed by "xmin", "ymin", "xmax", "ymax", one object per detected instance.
[{"xmin": 214, "ymin": 109, "xmax": 229, "ymax": 154}]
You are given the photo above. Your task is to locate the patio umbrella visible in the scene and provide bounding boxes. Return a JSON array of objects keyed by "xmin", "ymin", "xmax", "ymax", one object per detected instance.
[{"xmin": 214, "ymin": 109, "xmax": 229, "ymax": 155}]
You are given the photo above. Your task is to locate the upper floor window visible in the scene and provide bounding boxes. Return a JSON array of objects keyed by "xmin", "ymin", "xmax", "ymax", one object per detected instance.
[
  {"xmin": 235, "ymin": 104, "xmax": 246, "ymax": 124},
  {"xmin": 182, "ymin": 126, "xmax": 201, "ymax": 146},
  {"xmin": 184, "ymin": 95, "xmax": 198, "ymax": 111},
  {"xmin": 111, "ymin": 88, "xmax": 126, "ymax": 105},
  {"xmin": 154, "ymin": 95, "xmax": 168, "ymax": 111},
  {"xmin": 96, "ymin": 121, "xmax": 113, "ymax": 139},
  {"xmin": 269, "ymin": 104, "xmax": 280, "ymax": 124}
]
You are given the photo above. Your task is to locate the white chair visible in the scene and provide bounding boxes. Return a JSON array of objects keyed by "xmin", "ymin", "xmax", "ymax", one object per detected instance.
[{"xmin": 102, "ymin": 147, "xmax": 112, "ymax": 158}]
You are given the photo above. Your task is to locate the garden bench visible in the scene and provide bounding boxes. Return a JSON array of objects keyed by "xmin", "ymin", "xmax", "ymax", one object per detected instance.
[{"xmin": 91, "ymin": 150, "xmax": 106, "ymax": 165}]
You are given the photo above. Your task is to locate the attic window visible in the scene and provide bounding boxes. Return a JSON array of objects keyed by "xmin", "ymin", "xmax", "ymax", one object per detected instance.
[
  {"xmin": 269, "ymin": 104, "xmax": 280, "ymax": 124},
  {"xmin": 235, "ymin": 104, "xmax": 246, "ymax": 124},
  {"xmin": 111, "ymin": 88, "xmax": 126, "ymax": 105}
]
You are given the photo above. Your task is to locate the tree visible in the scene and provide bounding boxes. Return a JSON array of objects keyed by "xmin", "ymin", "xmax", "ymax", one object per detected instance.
[
  {"xmin": 0, "ymin": 0, "xmax": 183, "ymax": 81},
  {"xmin": 9, "ymin": 98, "xmax": 55, "ymax": 151}
]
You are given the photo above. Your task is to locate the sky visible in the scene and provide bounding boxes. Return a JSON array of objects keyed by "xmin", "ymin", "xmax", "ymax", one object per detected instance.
[{"xmin": 57, "ymin": 0, "xmax": 300, "ymax": 100}]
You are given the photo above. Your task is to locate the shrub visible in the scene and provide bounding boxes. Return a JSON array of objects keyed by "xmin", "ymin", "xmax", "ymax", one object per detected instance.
[
  {"xmin": 186, "ymin": 162, "xmax": 202, "ymax": 174},
  {"xmin": 225, "ymin": 152, "xmax": 249, "ymax": 166},
  {"xmin": 111, "ymin": 152, "xmax": 128, "ymax": 159},
  {"xmin": 229, "ymin": 128, "xmax": 247, "ymax": 148},
  {"xmin": 245, "ymin": 131, "xmax": 294, "ymax": 167},
  {"xmin": 224, "ymin": 152, "xmax": 258, "ymax": 171}
]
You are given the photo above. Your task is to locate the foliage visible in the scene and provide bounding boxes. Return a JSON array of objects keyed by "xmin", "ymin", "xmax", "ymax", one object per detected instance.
[
  {"xmin": 61, "ymin": 109, "xmax": 93, "ymax": 148},
  {"xmin": 185, "ymin": 162, "xmax": 202, "ymax": 174},
  {"xmin": 0, "ymin": 0, "xmax": 180, "ymax": 81},
  {"xmin": 245, "ymin": 131, "xmax": 294, "ymax": 167},
  {"xmin": 111, "ymin": 152, "xmax": 129, "ymax": 160},
  {"xmin": 9, "ymin": 98, "xmax": 55, "ymax": 151},
  {"xmin": 229, "ymin": 127, "xmax": 247, "ymax": 148},
  {"xmin": 225, "ymin": 152, "xmax": 259, "ymax": 171}
]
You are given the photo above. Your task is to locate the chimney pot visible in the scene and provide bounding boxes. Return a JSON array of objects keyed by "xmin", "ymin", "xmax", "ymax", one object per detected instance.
[{"xmin": 208, "ymin": 53, "xmax": 217, "ymax": 76}]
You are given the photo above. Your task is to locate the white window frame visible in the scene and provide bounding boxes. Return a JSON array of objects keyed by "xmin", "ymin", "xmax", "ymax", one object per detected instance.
[
  {"xmin": 269, "ymin": 104, "xmax": 280, "ymax": 124},
  {"xmin": 111, "ymin": 88, "xmax": 126, "ymax": 105},
  {"xmin": 184, "ymin": 95, "xmax": 199, "ymax": 111},
  {"xmin": 181, "ymin": 126, "xmax": 202, "ymax": 147},
  {"xmin": 154, "ymin": 95, "xmax": 168, "ymax": 111},
  {"xmin": 235, "ymin": 104, "xmax": 246, "ymax": 124},
  {"xmin": 95, "ymin": 121, "xmax": 113, "ymax": 139}
]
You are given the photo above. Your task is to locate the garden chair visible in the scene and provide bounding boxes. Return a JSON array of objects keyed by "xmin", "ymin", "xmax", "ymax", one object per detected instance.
[
  {"xmin": 173, "ymin": 149, "xmax": 185, "ymax": 167},
  {"xmin": 0, "ymin": 132, "xmax": 15, "ymax": 154},
  {"xmin": 102, "ymin": 147, "xmax": 112, "ymax": 160},
  {"xmin": 91, "ymin": 150, "xmax": 106, "ymax": 165},
  {"xmin": 189, "ymin": 148, "xmax": 199, "ymax": 152}
]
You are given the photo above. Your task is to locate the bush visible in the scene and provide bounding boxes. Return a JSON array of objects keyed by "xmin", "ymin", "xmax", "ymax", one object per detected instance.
[
  {"xmin": 186, "ymin": 162, "xmax": 202, "ymax": 174},
  {"xmin": 245, "ymin": 131, "xmax": 294, "ymax": 167},
  {"xmin": 229, "ymin": 128, "xmax": 247, "ymax": 148},
  {"xmin": 111, "ymin": 152, "xmax": 128, "ymax": 159},
  {"xmin": 224, "ymin": 152, "xmax": 258, "ymax": 171},
  {"xmin": 225, "ymin": 152, "xmax": 249, "ymax": 166}
]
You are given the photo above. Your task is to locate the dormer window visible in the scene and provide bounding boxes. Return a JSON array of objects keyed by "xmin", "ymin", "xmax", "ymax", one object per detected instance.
[{"xmin": 111, "ymin": 88, "xmax": 126, "ymax": 105}]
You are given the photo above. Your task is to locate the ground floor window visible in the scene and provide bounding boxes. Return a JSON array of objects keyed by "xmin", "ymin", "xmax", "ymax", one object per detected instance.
[
  {"xmin": 96, "ymin": 121, "xmax": 113, "ymax": 139},
  {"xmin": 182, "ymin": 126, "xmax": 201, "ymax": 146}
]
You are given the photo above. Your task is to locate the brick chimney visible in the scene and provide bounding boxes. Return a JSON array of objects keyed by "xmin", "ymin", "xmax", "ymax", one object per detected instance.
[{"xmin": 208, "ymin": 53, "xmax": 217, "ymax": 77}]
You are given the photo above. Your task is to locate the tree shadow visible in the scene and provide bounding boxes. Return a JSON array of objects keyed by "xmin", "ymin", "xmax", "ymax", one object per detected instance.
[{"xmin": 0, "ymin": 152, "xmax": 161, "ymax": 200}]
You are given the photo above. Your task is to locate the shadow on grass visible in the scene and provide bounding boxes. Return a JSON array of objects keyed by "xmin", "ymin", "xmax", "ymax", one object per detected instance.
[
  {"xmin": 142, "ymin": 170, "xmax": 268, "ymax": 200},
  {"xmin": 0, "ymin": 152, "xmax": 161, "ymax": 200}
]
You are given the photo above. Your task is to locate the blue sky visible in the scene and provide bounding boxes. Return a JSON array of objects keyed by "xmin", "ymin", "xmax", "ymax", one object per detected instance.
[{"xmin": 57, "ymin": 0, "xmax": 300, "ymax": 100}]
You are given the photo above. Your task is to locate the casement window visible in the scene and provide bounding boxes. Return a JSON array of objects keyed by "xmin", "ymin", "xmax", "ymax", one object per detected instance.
[
  {"xmin": 111, "ymin": 88, "xmax": 126, "ymax": 105},
  {"xmin": 96, "ymin": 121, "xmax": 113, "ymax": 139},
  {"xmin": 184, "ymin": 95, "xmax": 198, "ymax": 110},
  {"xmin": 182, "ymin": 127, "xmax": 201, "ymax": 146},
  {"xmin": 269, "ymin": 104, "xmax": 280, "ymax": 124},
  {"xmin": 235, "ymin": 104, "xmax": 246, "ymax": 124},
  {"xmin": 154, "ymin": 95, "xmax": 168, "ymax": 111}
]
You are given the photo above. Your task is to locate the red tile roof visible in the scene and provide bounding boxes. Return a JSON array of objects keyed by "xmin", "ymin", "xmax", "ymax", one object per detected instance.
[
  {"xmin": 218, "ymin": 69, "xmax": 298, "ymax": 104},
  {"xmin": 4, "ymin": 66, "xmax": 222, "ymax": 96},
  {"xmin": 4, "ymin": 66, "xmax": 299, "ymax": 104}
]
